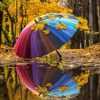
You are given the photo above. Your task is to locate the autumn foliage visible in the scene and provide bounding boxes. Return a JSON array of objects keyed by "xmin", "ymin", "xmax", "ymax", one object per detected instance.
[{"xmin": 0, "ymin": 0, "xmax": 89, "ymax": 45}]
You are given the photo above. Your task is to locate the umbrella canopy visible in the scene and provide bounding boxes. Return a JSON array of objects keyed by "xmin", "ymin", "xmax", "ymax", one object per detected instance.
[
  {"xmin": 14, "ymin": 13, "xmax": 79, "ymax": 58},
  {"xmin": 16, "ymin": 62, "xmax": 80, "ymax": 97}
]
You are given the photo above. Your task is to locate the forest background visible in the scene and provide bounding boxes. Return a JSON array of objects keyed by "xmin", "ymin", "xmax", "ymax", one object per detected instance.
[{"xmin": 0, "ymin": 0, "xmax": 100, "ymax": 49}]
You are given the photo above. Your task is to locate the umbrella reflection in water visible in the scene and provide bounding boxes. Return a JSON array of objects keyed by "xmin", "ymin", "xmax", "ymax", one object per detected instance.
[{"xmin": 16, "ymin": 62, "xmax": 80, "ymax": 97}]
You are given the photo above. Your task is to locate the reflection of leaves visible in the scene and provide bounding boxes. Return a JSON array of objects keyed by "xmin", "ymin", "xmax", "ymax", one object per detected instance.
[
  {"xmin": 74, "ymin": 70, "xmax": 90, "ymax": 87},
  {"xmin": 38, "ymin": 86, "xmax": 48, "ymax": 94},
  {"xmin": 46, "ymin": 83, "xmax": 52, "ymax": 88},
  {"xmin": 58, "ymin": 85, "xmax": 69, "ymax": 92}
]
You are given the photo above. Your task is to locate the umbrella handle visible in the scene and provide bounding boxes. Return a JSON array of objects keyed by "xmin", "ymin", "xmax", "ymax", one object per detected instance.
[
  {"xmin": 34, "ymin": 19, "xmax": 38, "ymax": 23},
  {"xmin": 56, "ymin": 50, "xmax": 62, "ymax": 61}
]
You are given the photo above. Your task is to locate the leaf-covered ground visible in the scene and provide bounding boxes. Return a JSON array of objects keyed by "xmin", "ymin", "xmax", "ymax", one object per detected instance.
[{"xmin": 0, "ymin": 44, "xmax": 100, "ymax": 69}]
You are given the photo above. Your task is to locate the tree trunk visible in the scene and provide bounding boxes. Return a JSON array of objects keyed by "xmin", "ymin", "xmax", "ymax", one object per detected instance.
[
  {"xmin": 97, "ymin": 74, "xmax": 100, "ymax": 100},
  {"xmin": 92, "ymin": 0, "xmax": 99, "ymax": 44},
  {"xmin": 90, "ymin": 75, "xmax": 93, "ymax": 100},
  {"xmin": 89, "ymin": 0, "xmax": 94, "ymax": 45},
  {"xmin": 0, "ymin": 10, "xmax": 3, "ymax": 45},
  {"xmin": 20, "ymin": 0, "xmax": 24, "ymax": 32},
  {"xmin": 0, "ymin": 67, "xmax": 10, "ymax": 100},
  {"xmin": 97, "ymin": 0, "xmax": 100, "ymax": 31},
  {"xmin": 86, "ymin": 34, "xmax": 90, "ymax": 47},
  {"xmin": 5, "ymin": 9, "xmax": 15, "ymax": 46},
  {"xmin": 15, "ymin": 0, "xmax": 18, "ymax": 41},
  {"xmin": 76, "ymin": 31, "xmax": 81, "ymax": 48},
  {"xmin": 80, "ymin": 31, "xmax": 85, "ymax": 48},
  {"xmin": 70, "ymin": 33, "xmax": 77, "ymax": 49},
  {"xmin": 2, "ymin": 29, "xmax": 11, "ymax": 45}
]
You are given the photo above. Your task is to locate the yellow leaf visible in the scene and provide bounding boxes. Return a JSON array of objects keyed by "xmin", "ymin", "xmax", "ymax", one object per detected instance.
[
  {"xmin": 43, "ymin": 29, "xmax": 50, "ymax": 35},
  {"xmin": 49, "ymin": 16, "xmax": 56, "ymax": 20},
  {"xmin": 56, "ymin": 23, "xmax": 67, "ymax": 30},
  {"xmin": 31, "ymin": 22, "xmax": 48, "ymax": 32}
]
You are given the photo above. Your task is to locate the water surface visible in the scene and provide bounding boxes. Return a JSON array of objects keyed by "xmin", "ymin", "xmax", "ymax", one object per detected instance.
[{"xmin": 0, "ymin": 60, "xmax": 100, "ymax": 100}]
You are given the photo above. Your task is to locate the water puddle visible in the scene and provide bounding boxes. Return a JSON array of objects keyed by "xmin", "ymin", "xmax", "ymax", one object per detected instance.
[{"xmin": 0, "ymin": 59, "xmax": 100, "ymax": 100}]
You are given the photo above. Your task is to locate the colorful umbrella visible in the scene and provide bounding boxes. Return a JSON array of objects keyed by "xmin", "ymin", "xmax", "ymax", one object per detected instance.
[
  {"xmin": 16, "ymin": 62, "xmax": 80, "ymax": 97},
  {"xmin": 14, "ymin": 13, "xmax": 79, "ymax": 58}
]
